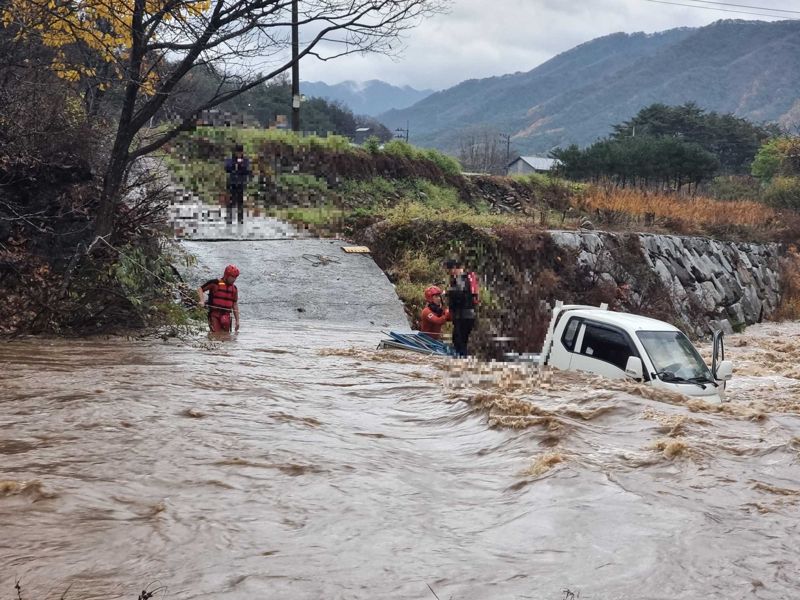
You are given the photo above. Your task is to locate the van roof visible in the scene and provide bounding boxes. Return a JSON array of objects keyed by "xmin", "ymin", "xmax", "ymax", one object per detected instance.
[{"xmin": 559, "ymin": 307, "xmax": 680, "ymax": 333}]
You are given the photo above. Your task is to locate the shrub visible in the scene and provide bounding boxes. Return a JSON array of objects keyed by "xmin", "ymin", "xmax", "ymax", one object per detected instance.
[
  {"xmin": 706, "ymin": 175, "xmax": 762, "ymax": 202},
  {"xmin": 774, "ymin": 245, "xmax": 800, "ymax": 320},
  {"xmin": 277, "ymin": 173, "xmax": 329, "ymax": 193},
  {"xmin": 751, "ymin": 138, "xmax": 784, "ymax": 180},
  {"xmin": 364, "ymin": 136, "xmax": 381, "ymax": 154},
  {"xmin": 422, "ymin": 148, "xmax": 462, "ymax": 177},
  {"xmin": 763, "ymin": 177, "xmax": 800, "ymax": 210},
  {"xmin": 383, "ymin": 139, "xmax": 417, "ymax": 160},
  {"xmin": 752, "ymin": 137, "xmax": 800, "ymax": 180}
]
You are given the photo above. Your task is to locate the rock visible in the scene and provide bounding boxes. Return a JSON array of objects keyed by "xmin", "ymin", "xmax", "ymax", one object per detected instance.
[
  {"xmin": 725, "ymin": 302, "xmax": 746, "ymax": 326},
  {"xmin": 653, "ymin": 259, "xmax": 673, "ymax": 288},
  {"xmin": 598, "ymin": 272, "xmax": 616, "ymax": 287},
  {"xmin": 740, "ymin": 287, "xmax": 763, "ymax": 323},
  {"xmin": 548, "ymin": 230, "xmax": 787, "ymax": 334},
  {"xmin": 577, "ymin": 250, "xmax": 596, "ymax": 269},
  {"xmin": 550, "ymin": 231, "xmax": 581, "ymax": 250},
  {"xmin": 709, "ymin": 319, "xmax": 735, "ymax": 335},
  {"xmin": 582, "ymin": 233, "xmax": 603, "ymax": 254}
]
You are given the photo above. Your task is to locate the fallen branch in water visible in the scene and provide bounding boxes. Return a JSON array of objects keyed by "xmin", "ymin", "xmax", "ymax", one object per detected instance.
[{"xmin": 427, "ymin": 583, "xmax": 442, "ymax": 600}]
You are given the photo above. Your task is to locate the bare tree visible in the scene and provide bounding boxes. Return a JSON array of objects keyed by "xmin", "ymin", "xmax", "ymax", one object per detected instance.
[
  {"xmin": 457, "ymin": 128, "xmax": 512, "ymax": 175},
  {"xmin": 4, "ymin": 0, "xmax": 448, "ymax": 237}
]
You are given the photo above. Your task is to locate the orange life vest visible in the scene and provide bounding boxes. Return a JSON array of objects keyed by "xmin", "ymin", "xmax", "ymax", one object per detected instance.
[{"xmin": 209, "ymin": 280, "xmax": 237, "ymax": 312}]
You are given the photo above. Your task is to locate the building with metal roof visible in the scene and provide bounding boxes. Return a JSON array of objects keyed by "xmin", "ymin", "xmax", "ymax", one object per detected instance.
[{"xmin": 507, "ymin": 155, "xmax": 561, "ymax": 176}]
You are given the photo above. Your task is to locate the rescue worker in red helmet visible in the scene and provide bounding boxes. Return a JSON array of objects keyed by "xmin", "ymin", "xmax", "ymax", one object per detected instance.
[
  {"xmin": 418, "ymin": 285, "xmax": 450, "ymax": 339},
  {"xmin": 197, "ymin": 264, "xmax": 240, "ymax": 332}
]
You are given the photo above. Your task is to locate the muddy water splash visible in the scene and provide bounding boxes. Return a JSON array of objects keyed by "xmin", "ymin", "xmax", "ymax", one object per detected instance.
[{"xmin": 2, "ymin": 322, "xmax": 799, "ymax": 599}]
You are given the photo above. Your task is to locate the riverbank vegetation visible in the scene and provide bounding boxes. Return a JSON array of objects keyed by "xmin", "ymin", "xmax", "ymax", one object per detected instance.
[{"xmin": 168, "ymin": 125, "xmax": 800, "ymax": 244}]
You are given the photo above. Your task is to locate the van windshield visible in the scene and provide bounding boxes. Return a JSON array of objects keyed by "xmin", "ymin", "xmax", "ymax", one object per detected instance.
[{"xmin": 636, "ymin": 331, "xmax": 712, "ymax": 381}]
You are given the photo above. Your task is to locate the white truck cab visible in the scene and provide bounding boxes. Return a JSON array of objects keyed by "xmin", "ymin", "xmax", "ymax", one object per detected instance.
[{"xmin": 540, "ymin": 302, "xmax": 733, "ymax": 401}]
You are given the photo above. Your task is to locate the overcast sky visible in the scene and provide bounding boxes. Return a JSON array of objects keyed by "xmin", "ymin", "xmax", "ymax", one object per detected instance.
[{"xmin": 299, "ymin": 0, "xmax": 787, "ymax": 90}]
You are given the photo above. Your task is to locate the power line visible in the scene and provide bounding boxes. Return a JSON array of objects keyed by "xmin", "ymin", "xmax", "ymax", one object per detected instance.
[
  {"xmin": 685, "ymin": 0, "xmax": 800, "ymax": 15},
  {"xmin": 640, "ymin": 0, "xmax": 797, "ymax": 19}
]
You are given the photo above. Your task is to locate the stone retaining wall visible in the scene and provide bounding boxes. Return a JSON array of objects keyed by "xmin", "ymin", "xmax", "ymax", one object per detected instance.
[{"xmin": 549, "ymin": 231, "xmax": 782, "ymax": 336}]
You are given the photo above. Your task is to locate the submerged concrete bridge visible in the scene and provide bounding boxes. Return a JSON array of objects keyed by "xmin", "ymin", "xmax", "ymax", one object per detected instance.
[{"xmin": 169, "ymin": 195, "xmax": 409, "ymax": 330}]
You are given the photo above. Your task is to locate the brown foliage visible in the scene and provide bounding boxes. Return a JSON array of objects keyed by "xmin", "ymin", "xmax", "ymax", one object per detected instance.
[
  {"xmin": 775, "ymin": 245, "xmax": 800, "ymax": 321},
  {"xmin": 0, "ymin": 39, "xmax": 177, "ymax": 335},
  {"xmin": 578, "ymin": 186, "xmax": 800, "ymax": 243}
]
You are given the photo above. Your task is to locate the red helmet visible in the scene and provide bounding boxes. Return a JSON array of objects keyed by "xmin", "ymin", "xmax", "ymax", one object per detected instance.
[
  {"xmin": 224, "ymin": 264, "xmax": 240, "ymax": 279},
  {"xmin": 424, "ymin": 285, "xmax": 443, "ymax": 302}
]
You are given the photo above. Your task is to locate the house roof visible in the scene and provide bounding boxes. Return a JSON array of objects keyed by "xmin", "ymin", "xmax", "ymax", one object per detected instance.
[{"xmin": 509, "ymin": 156, "xmax": 560, "ymax": 170}]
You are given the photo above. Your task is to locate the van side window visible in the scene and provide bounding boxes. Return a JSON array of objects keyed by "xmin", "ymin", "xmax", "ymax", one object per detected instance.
[
  {"xmin": 581, "ymin": 324, "xmax": 632, "ymax": 371},
  {"xmin": 562, "ymin": 318, "xmax": 580, "ymax": 351}
]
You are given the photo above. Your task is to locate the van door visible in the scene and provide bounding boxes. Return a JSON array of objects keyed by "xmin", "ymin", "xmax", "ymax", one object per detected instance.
[
  {"xmin": 548, "ymin": 316, "xmax": 582, "ymax": 370},
  {"xmin": 569, "ymin": 322, "xmax": 639, "ymax": 380}
]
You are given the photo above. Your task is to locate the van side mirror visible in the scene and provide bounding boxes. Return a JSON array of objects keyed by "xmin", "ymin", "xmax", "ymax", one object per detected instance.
[
  {"xmin": 714, "ymin": 360, "xmax": 733, "ymax": 381},
  {"xmin": 712, "ymin": 329, "xmax": 725, "ymax": 375},
  {"xmin": 625, "ymin": 356, "xmax": 644, "ymax": 380}
]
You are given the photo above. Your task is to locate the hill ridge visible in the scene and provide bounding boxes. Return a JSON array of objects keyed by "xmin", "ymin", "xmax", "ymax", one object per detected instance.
[{"xmin": 379, "ymin": 19, "xmax": 800, "ymax": 153}]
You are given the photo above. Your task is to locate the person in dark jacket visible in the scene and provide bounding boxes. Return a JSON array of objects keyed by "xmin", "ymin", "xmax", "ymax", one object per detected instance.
[
  {"xmin": 444, "ymin": 258, "xmax": 477, "ymax": 357},
  {"xmin": 224, "ymin": 144, "xmax": 251, "ymax": 225}
]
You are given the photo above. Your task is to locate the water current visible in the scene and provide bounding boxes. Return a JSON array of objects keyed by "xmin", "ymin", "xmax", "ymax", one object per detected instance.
[{"xmin": 2, "ymin": 321, "xmax": 799, "ymax": 599}]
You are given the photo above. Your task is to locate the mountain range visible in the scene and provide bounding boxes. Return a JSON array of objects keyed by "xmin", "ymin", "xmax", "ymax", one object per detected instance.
[
  {"xmin": 378, "ymin": 19, "xmax": 800, "ymax": 155},
  {"xmin": 301, "ymin": 80, "xmax": 434, "ymax": 116}
]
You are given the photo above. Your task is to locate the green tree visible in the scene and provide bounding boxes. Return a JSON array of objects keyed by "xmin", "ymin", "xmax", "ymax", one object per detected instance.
[
  {"xmin": 612, "ymin": 102, "xmax": 773, "ymax": 174},
  {"xmin": 752, "ymin": 137, "xmax": 800, "ymax": 180}
]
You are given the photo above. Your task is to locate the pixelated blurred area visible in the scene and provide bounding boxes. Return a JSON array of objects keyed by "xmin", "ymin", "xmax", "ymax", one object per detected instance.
[
  {"xmin": 168, "ymin": 188, "xmax": 303, "ymax": 240},
  {"xmin": 164, "ymin": 127, "xmax": 371, "ymax": 240},
  {"xmin": 161, "ymin": 125, "xmax": 466, "ymax": 242}
]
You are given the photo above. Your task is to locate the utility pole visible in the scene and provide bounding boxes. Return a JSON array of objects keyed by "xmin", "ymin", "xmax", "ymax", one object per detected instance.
[
  {"xmin": 499, "ymin": 132, "xmax": 511, "ymax": 165},
  {"xmin": 291, "ymin": 0, "xmax": 300, "ymax": 132},
  {"xmin": 395, "ymin": 120, "xmax": 409, "ymax": 142}
]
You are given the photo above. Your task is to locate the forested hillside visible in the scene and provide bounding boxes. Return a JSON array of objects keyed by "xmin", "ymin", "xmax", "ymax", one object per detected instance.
[
  {"xmin": 169, "ymin": 73, "xmax": 394, "ymax": 140},
  {"xmin": 381, "ymin": 19, "xmax": 800, "ymax": 154}
]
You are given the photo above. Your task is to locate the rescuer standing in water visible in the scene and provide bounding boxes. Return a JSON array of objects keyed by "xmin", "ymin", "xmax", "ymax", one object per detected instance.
[{"xmin": 198, "ymin": 264, "xmax": 240, "ymax": 332}]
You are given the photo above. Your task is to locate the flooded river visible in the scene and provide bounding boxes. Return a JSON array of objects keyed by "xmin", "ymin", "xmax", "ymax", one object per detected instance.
[{"xmin": 2, "ymin": 321, "xmax": 800, "ymax": 600}]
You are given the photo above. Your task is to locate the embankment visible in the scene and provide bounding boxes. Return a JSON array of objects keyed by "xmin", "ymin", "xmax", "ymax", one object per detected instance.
[
  {"xmin": 550, "ymin": 231, "xmax": 782, "ymax": 337},
  {"xmin": 358, "ymin": 221, "xmax": 790, "ymax": 357}
]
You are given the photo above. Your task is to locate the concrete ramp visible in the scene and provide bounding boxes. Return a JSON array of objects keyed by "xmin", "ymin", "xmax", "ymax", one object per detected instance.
[{"xmin": 180, "ymin": 239, "xmax": 410, "ymax": 330}]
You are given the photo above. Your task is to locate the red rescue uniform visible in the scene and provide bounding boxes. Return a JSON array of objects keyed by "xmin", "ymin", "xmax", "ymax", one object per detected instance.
[
  {"xmin": 201, "ymin": 279, "xmax": 238, "ymax": 332},
  {"xmin": 419, "ymin": 304, "xmax": 450, "ymax": 339}
]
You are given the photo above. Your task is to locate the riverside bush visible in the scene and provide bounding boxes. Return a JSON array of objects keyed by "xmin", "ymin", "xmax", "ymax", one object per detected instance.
[{"xmin": 763, "ymin": 177, "xmax": 800, "ymax": 210}]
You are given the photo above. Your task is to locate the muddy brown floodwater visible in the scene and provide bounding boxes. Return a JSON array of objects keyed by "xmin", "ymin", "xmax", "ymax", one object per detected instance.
[{"xmin": 2, "ymin": 321, "xmax": 799, "ymax": 600}]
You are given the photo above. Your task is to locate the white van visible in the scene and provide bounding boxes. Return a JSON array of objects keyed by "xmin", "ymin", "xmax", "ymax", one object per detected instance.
[{"xmin": 538, "ymin": 302, "xmax": 733, "ymax": 401}]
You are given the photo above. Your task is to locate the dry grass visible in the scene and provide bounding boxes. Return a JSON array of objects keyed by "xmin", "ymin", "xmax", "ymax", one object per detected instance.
[
  {"xmin": 577, "ymin": 187, "xmax": 788, "ymax": 235},
  {"xmin": 775, "ymin": 245, "xmax": 800, "ymax": 320}
]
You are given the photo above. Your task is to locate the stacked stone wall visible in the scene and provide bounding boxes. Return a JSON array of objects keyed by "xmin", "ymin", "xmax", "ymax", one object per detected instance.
[{"xmin": 549, "ymin": 231, "xmax": 782, "ymax": 336}]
